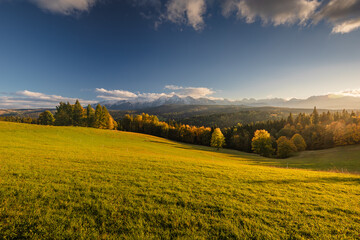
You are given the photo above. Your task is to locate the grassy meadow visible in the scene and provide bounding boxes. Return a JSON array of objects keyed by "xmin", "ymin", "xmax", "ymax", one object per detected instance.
[
  {"xmin": 241, "ymin": 144, "xmax": 360, "ymax": 174},
  {"xmin": 1, "ymin": 121, "xmax": 360, "ymax": 239}
]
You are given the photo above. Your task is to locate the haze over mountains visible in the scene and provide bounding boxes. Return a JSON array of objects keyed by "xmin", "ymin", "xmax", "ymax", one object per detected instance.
[{"xmin": 100, "ymin": 94, "xmax": 360, "ymax": 110}]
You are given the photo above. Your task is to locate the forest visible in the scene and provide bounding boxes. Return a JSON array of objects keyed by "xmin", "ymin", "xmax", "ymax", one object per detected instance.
[{"xmin": 2, "ymin": 101, "xmax": 360, "ymax": 158}]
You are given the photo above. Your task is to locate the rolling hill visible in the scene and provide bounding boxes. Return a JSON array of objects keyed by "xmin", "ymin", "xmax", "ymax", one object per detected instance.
[{"xmin": 0, "ymin": 122, "xmax": 359, "ymax": 239}]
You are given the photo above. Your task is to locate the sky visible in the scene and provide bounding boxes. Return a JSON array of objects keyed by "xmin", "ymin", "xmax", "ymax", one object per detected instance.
[{"xmin": 1, "ymin": 0, "xmax": 360, "ymax": 108}]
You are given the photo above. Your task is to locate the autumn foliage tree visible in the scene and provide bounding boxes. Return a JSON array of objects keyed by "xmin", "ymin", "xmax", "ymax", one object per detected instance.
[
  {"xmin": 211, "ymin": 128, "xmax": 225, "ymax": 150},
  {"xmin": 290, "ymin": 134, "xmax": 307, "ymax": 152},
  {"xmin": 251, "ymin": 130, "xmax": 274, "ymax": 157},
  {"xmin": 277, "ymin": 136, "xmax": 297, "ymax": 158}
]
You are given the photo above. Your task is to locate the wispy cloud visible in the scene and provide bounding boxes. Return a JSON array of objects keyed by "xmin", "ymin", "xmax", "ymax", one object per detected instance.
[
  {"xmin": 29, "ymin": 0, "xmax": 98, "ymax": 15},
  {"xmin": 96, "ymin": 85, "xmax": 215, "ymax": 101},
  {"xmin": 329, "ymin": 88, "xmax": 360, "ymax": 97},
  {"xmin": 164, "ymin": 85, "xmax": 215, "ymax": 97},
  {"xmin": 165, "ymin": 0, "xmax": 206, "ymax": 31},
  {"xmin": 314, "ymin": 0, "xmax": 360, "ymax": 34},
  {"xmin": 222, "ymin": 0, "xmax": 319, "ymax": 26},
  {"xmin": 0, "ymin": 90, "xmax": 96, "ymax": 109},
  {"xmin": 95, "ymin": 88, "xmax": 138, "ymax": 101},
  {"xmin": 5, "ymin": 0, "xmax": 360, "ymax": 33}
]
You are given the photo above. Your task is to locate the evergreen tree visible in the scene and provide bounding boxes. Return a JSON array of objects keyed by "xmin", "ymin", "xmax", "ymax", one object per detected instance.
[
  {"xmin": 94, "ymin": 104, "xmax": 103, "ymax": 128},
  {"xmin": 287, "ymin": 113, "xmax": 294, "ymax": 125},
  {"xmin": 311, "ymin": 106, "xmax": 319, "ymax": 125},
  {"xmin": 54, "ymin": 102, "xmax": 73, "ymax": 126},
  {"xmin": 86, "ymin": 104, "xmax": 95, "ymax": 127},
  {"xmin": 73, "ymin": 100, "xmax": 84, "ymax": 126}
]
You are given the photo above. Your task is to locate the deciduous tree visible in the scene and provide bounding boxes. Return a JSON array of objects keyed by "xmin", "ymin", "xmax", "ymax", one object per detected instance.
[
  {"xmin": 210, "ymin": 128, "xmax": 225, "ymax": 150},
  {"xmin": 251, "ymin": 130, "xmax": 274, "ymax": 157}
]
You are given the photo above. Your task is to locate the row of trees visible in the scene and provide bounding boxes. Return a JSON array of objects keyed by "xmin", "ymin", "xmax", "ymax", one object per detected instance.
[
  {"xmin": 36, "ymin": 100, "xmax": 117, "ymax": 130},
  {"xmin": 223, "ymin": 107, "xmax": 360, "ymax": 157},
  {"xmin": 118, "ymin": 113, "xmax": 224, "ymax": 148},
  {"xmin": 251, "ymin": 130, "xmax": 306, "ymax": 158},
  {"xmin": 0, "ymin": 116, "xmax": 37, "ymax": 124}
]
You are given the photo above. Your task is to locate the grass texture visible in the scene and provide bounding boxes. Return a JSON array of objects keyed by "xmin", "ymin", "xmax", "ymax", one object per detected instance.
[{"xmin": 0, "ymin": 122, "xmax": 359, "ymax": 239}]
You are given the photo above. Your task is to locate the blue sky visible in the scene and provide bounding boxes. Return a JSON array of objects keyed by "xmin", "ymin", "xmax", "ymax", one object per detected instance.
[{"xmin": 1, "ymin": 0, "xmax": 360, "ymax": 108}]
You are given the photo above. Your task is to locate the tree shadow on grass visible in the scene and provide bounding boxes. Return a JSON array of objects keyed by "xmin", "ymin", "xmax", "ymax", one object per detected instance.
[{"xmin": 146, "ymin": 140, "xmax": 179, "ymax": 146}]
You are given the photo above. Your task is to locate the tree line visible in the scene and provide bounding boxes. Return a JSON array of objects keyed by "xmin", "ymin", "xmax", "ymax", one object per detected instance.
[
  {"xmin": 50, "ymin": 101, "xmax": 117, "ymax": 129},
  {"xmin": 224, "ymin": 107, "xmax": 360, "ymax": 157},
  {"xmin": 2, "ymin": 101, "xmax": 360, "ymax": 158}
]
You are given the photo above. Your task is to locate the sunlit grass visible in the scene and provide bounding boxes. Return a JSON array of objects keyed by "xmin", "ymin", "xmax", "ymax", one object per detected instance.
[{"xmin": 1, "ymin": 122, "xmax": 359, "ymax": 239}]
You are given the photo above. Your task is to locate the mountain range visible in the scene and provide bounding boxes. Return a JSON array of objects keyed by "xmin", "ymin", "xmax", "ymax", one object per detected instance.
[{"xmin": 99, "ymin": 94, "xmax": 360, "ymax": 110}]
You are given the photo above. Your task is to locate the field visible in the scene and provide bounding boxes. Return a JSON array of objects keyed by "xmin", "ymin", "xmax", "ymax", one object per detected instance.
[
  {"xmin": 242, "ymin": 145, "xmax": 360, "ymax": 174},
  {"xmin": 1, "ymin": 122, "xmax": 360, "ymax": 239}
]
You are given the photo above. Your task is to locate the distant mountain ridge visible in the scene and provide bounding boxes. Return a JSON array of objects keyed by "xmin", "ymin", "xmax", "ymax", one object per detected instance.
[{"xmin": 99, "ymin": 94, "xmax": 360, "ymax": 110}]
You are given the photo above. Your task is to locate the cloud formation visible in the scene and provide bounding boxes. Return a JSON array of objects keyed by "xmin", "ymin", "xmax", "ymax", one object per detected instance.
[
  {"xmin": 0, "ymin": 90, "xmax": 96, "ymax": 109},
  {"xmin": 6, "ymin": 0, "xmax": 360, "ymax": 33},
  {"xmin": 222, "ymin": 0, "xmax": 320, "ymax": 26},
  {"xmin": 96, "ymin": 85, "xmax": 215, "ymax": 101},
  {"xmin": 330, "ymin": 88, "xmax": 360, "ymax": 97},
  {"xmin": 164, "ymin": 85, "xmax": 215, "ymax": 97},
  {"xmin": 166, "ymin": 0, "xmax": 206, "ymax": 30},
  {"xmin": 95, "ymin": 88, "xmax": 138, "ymax": 101},
  {"xmin": 314, "ymin": 0, "xmax": 360, "ymax": 33},
  {"xmin": 30, "ymin": 0, "xmax": 97, "ymax": 15}
]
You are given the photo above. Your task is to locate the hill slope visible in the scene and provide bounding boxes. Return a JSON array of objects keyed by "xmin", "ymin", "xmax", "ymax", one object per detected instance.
[{"xmin": 0, "ymin": 122, "xmax": 359, "ymax": 239}]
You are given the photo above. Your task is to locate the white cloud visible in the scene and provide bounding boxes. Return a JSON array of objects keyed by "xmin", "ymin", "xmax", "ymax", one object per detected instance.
[
  {"xmin": 330, "ymin": 88, "xmax": 360, "ymax": 97},
  {"xmin": 167, "ymin": 85, "xmax": 215, "ymax": 98},
  {"xmin": 331, "ymin": 18, "xmax": 360, "ymax": 33},
  {"xmin": 222, "ymin": 0, "xmax": 320, "ymax": 26},
  {"xmin": 96, "ymin": 85, "xmax": 215, "ymax": 101},
  {"xmin": 314, "ymin": 0, "xmax": 360, "ymax": 34},
  {"xmin": 95, "ymin": 88, "xmax": 138, "ymax": 101},
  {"xmin": 0, "ymin": 90, "xmax": 96, "ymax": 109},
  {"xmin": 166, "ymin": 0, "xmax": 206, "ymax": 31},
  {"xmin": 165, "ymin": 85, "xmax": 183, "ymax": 90},
  {"xmin": 29, "ymin": 0, "xmax": 97, "ymax": 15},
  {"xmin": 5, "ymin": 0, "xmax": 360, "ymax": 33}
]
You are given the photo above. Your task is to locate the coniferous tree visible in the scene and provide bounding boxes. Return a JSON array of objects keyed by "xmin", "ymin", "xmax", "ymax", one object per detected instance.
[
  {"xmin": 86, "ymin": 104, "xmax": 95, "ymax": 127},
  {"xmin": 102, "ymin": 106, "xmax": 116, "ymax": 129},
  {"xmin": 287, "ymin": 113, "xmax": 294, "ymax": 125},
  {"xmin": 54, "ymin": 102, "xmax": 73, "ymax": 126},
  {"xmin": 73, "ymin": 100, "xmax": 84, "ymax": 126},
  {"xmin": 311, "ymin": 106, "xmax": 319, "ymax": 125},
  {"xmin": 94, "ymin": 104, "xmax": 103, "ymax": 128}
]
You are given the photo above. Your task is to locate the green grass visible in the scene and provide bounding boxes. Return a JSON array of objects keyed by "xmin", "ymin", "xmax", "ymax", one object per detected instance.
[
  {"xmin": 1, "ymin": 122, "xmax": 360, "ymax": 239},
  {"xmin": 241, "ymin": 144, "xmax": 360, "ymax": 174}
]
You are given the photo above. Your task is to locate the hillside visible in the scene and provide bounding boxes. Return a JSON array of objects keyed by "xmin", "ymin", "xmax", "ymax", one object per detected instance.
[
  {"xmin": 273, "ymin": 145, "xmax": 360, "ymax": 173},
  {"xmin": 1, "ymin": 122, "xmax": 360, "ymax": 239}
]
